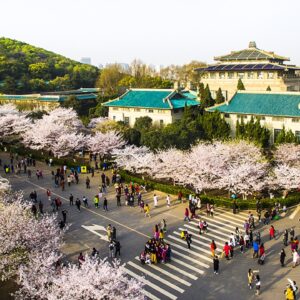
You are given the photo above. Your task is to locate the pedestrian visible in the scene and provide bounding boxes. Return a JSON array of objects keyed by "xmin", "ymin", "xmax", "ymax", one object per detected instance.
[
  {"xmin": 248, "ymin": 269, "xmax": 254, "ymax": 289},
  {"xmin": 94, "ymin": 195, "xmax": 99, "ymax": 208},
  {"xmin": 101, "ymin": 172, "xmax": 106, "ymax": 184},
  {"xmin": 83, "ymin": 196, "xmax": 88, "ymax": 207},
  {"xmin": 184, "ymin": 208, "xmax": 190, "ymax": 222},
  {"xmin": 285, "ymin": 284, "xmax": 295, "ymax": 300},
  {"xmin": 116, "ymin": 193, "xmax": 121, "ymax": 206},
  {"xmin": 292, "ymin": 249, "xmax": 300, "ymax": 268},
  {"xmin": 144, "ymin": 204, "xmax": 151, "ymax": 218},
  {"xmin": 223, "ymin": 242, "xmax": 230, "ymax": 260},
  {"xmin": 153, "ymin": 194, "xmax": 158, "ymax": 207},
  {"xmin": 107, "ymin": 224, "xmax": 112, "ymax": 240},
  {"xmin": 75, "ymin": 172, "xmax": 79, "ymax": 184},
  {"xmin": 75, "ymin": 198, "xmax": 81, "ymax": 211},
  {"xmin": 186, "ymin": 232, "xmax": 192, "ymax": 249},
  {"xmin": 283, "ymin": 229, "xmax": 289, "ymax": 246},
  {"xmin": 31, "ymin": 204, "xmax": 37, "ymax": 216},
  {"xmin": 166, "ymin": 194, "xmax": 171, "ymax": 208},
  {"xmin": 109, "ymin": 240, "xmax": 115, "ymax": 258},
  {"xmin": 240, "ymin": 236, "xmax": 245, "ymax": 253},
  {"xmin": 255, "ymin": 275, "xmax": 261, "ymax": 296},
  {"xmin": 233, "ymin": 200, "xmax": 238, "ymax": 214},
  {"xmin": 62, "ymin": 209, "xmax": 67, "ymax": 223},
  {"xmin": 210, "ymin": 204, "xmax": 214, "ymax": 217},
  {"xmin": 67, "ymin": 176, "xmax": 71, "ymax": 187},
  {"xmin": 38, "ymin": 200, "xmax": 43, "ymax": 215},
  {"xmin": 206, "ymin": 203, "xmax": 210, "ymax": 216},
  {"xmin": 69, "ymin": 194, "xmax": 74, "ymax": 206},
  {"xmin": 253, "ymin": 240, "xmax": 259, "ymax": 258},
  {"xmin": 114, "ymin": 240, "xmax": 121, "ymax": 257},
  {"xmin": 91, "ymin": 247, "xmax": 99, "ymax": 257},
  {"xmin": 86, "ymin": 176, "xmax": 90, "ymax": 189},
  {"xmin": 211, "ymin": 240, "xmax": 217, "ymax": 257},
  {"xmin": 213, "ymin": 255, "xmax": 219, "ymax": 274},
  {"xmin": 103, "ymin": 197, "xmax": 108, "ymax": 211},
  {"xmin": 280, "ymin": 249, "xmax": 286, "ymax": 267},
  {"xmin": 112, "ymin": 226, "xmax": 116, "ymax": 240},
  {"xmin": 269, "ymin": 225, "xmax": 275, "ymax": 240},
  {"xmin": 78, "ymin": 252, "xmax": 85, "ymax": 266},
  {"xmin": 198, "ymin": 220, "xmax": 204, "ymax": 235},
  {"xmin": 290, "ymin": 228, "xmax": 295, "ymax": 240}
]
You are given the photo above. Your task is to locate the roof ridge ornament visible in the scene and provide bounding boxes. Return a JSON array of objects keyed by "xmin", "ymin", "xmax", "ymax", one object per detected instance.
[{"xmin": 249, "ymin": 41, "xmax": 257, "ymax": 48}]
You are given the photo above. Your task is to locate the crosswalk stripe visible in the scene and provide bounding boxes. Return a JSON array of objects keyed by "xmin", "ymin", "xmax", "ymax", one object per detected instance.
[
  {"xmin": 190, "ymin": 219, "xmax": 239, "ymax": 234},
  {"xmin": 210, "ymin": 213, "xmax": 246, "ymax": 227},
  {"xmin": 134, "ymin": 257, "xmax": 191, "ymax": 286},
  {"xmin": 143, "ymin": 290, "xmax": 161, "ymax": 300},
  {"xmin": 173, "ymin": 231, "xmax": 222, "ymax": 254},
  {"xmin": 167, "ymin": 236, "xmax": 212, "ymax": 261},
  {"xmin": 128, "ymin": 261, "xmax": 185, "ymax": 293},
  {"xmin": 124, "ymin": 267, "xmax": 177, "ymax": 300},
  {"xmin": 189, "ymin": 221, "xmax": 231, "ymax": 237},
  {"xmin": 163, "ymin": 261, "xmax": 199, "ymax": 280},
  {"xmin": 216, "ymin": 207, "xmax": 255, "ymax": 219},
  {"xmin": 170, "ymin": 256, "xmax": 205, "ymax": 274},
  {"xmin": 176, "ymin": 229, "xmax": 223, "ymax": 253},
  {"xmin": 181, "ymin": 225, "xmax": 228, "ymax": 243},
  {"xmin": 195, "ymin": 214, "xmax": 241, "ymax": 231}
]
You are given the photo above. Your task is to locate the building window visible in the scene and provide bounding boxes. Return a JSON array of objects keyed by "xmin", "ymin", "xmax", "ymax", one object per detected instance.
[
  {"xmin": 237, "ymin": 114, "xmax": 247, "ymax": 120},
  {"xmin": 112, "ymin": 107, "xmax": 118, "ymax": 111},
  {"xmin": 257, "ymin": 72, "xmax": 264, "ymax": 79},
  {"xmin": 227, "ymin": 72, "xmax": 234, "ymax": 79},
  {"xmin": 238, "ymin": 73, "xmax": 245, "ymax": 79},
  {"xmin": 148, "ymin": 109, "xmax": 154, "ymax": 113},
  {"xmin": 272, "ymin": 117, "xmax": 282, "ymax": 122},
  {"xmin": 134, "ymin": 108, "xmax": 141, "ymax": 112},
  {"xmin": 292, "ymin": 118, "xmax": 299, "ymax": 123},
  {"xmin": 274, "ymin": 129, "xmax": 282, "ymax": 141},
  {"xmin": 224, "ymin": 113, "xmax": 230, "ymax": 118},
  {"xmin": 259, "ymin": 116, "xmax": 266, "ymax": 121},
  {"xmin": 267, "ymin": 72, "xmax": 274, "ymax": 79},
  {"xmin": 210, "ymin": 73, "xmax": 216, "ymax": 79},
  {"xmin": 113, "ymin": 116, "xmax": 116, "ymax": 121},
  {"xmin": 219, "ymin": 72, "xmax": 225, "ymax": 79},
  {"xmin": 160, "ymin": 120, "xmax": 164, "ymax": 126},
  {"xmin": 124, "ymin": 117, "xmax": 129, "ymax": 125},
  {"xmin": 247, "ymin": 72, "xmax": 254, "ymax": 79},
  {"xmin": 295, "ymin": 131, "xmax": 300, "ymax": 142}
]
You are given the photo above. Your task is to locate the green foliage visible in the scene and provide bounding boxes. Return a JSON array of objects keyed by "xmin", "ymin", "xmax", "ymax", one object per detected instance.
[
  {"xmin": 266, "ymin": 85, "xmax": 271, "ymax": 91},
  {"xmin": 26, "ymin": 110, "xmax": 48, "ymax": 120},
  {"xmin": 237, "ymin": 78, "xmax": 245, "ymax": 90},
  {"xmin": 215, "ymin": 87, "xmax": 225, "ymax": 104},
  {"xmin": 123, "ymin": 128, "xmax": 141, "ymax": 146},
  {"xmin": 134, "ymin": 116, "xmax": 153, "ymax": 132},
  {"xmin": 236, "ymin": 117, "xmax": 270, "ymax": 147},
  {"xmin": 61, "ymin": 95, "xmax": 96, "ymax": 116},
  {"xmin": 275, "ymin": 126, "xmax": 299, "ymax": 144},
  {"xmin": 137, "ymin": 108, "xmax": 230, "ymax": 150},
  {"xmin": 200, "ymin": 84, "xmax": 215, "ymax": 109},
  {"xmin": 0, "ymin": 37, "xmax": 99, "ymax": 93}
]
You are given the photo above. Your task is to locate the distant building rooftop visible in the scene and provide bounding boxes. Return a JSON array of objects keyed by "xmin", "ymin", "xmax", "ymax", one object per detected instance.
[
  {"xmin": 103, "ymin": 88, "xmax": 199, "ymax": 110},
  {"xmin": 207, "ymin": 91, "xmax": 300, "ymax": 118}
]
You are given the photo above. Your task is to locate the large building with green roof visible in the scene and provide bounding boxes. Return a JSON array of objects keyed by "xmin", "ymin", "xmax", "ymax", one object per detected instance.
[
  {"xmin": 0, "ymin": 88, "xmax": 98, "ymax": 110},
  {"xmin": 196, "ymin": 41, "xmax": 300, "ymax": 100},
  {"xmin": 103, "ymin": 88, "xmax": 199, "ymax": 126},
  {"xmin": 207, "ymin": 91, "xmax": 300, "ymax": 143}
]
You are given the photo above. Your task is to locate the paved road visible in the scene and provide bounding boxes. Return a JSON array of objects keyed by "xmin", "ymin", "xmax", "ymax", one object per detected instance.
[{"xmin": 1, "ymin": 153, "xmax": 300, "ymax": 300}]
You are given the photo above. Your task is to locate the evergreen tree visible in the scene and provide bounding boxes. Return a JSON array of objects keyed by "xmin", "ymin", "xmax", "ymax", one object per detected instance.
[
  {"xmin": 215, "ymin": 88, "xmax": 225, "ymax": 104},
  {"xmin": 200, "ymin": 84, "xmax": 215, "ymax": 109},
  {"xmin": 198, "ymin": 82, "xmax": 205, "ymax": 101},
  {"xmin": 237, "ymin": 78, "xmax": 245, "ymax": 90},
  {"xmin": 266, "ymin": 86, "xmax": 271, "ymax": 91}
]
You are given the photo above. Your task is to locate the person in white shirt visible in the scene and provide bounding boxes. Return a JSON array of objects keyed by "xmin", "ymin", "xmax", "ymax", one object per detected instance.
[
  {"xmin": 166, "ymin": 195, "xmax": 171, "ymax": 208},
  {"xmin": 154, "ymin": 194, "xmax": 158, "ymax": 207}
]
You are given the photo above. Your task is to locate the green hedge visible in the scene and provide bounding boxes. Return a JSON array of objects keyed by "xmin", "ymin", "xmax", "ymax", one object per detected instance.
[{"xmin": 119, "ymin": 170, "xmax": 300, "ymax": 210}]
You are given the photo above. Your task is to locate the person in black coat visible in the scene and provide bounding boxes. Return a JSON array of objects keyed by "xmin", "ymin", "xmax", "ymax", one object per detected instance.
[
  {"xmin": 280, "ymin": 248, "xmax": 286, "ymax": 267},
  {"xmin": 213, "ymin": 255, "xmax": 219, "ymax": 274}
]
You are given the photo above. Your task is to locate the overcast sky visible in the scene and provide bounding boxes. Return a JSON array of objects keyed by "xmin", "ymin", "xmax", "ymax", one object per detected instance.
[{"xmin": 1, "ymin": 0, "xmax": 299, "ymax": 67}]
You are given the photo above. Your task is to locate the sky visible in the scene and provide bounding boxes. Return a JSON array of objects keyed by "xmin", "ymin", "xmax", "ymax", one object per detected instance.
[{"xmin": 1, "ymin": 0, "xmax": 300, "ymax": 67}]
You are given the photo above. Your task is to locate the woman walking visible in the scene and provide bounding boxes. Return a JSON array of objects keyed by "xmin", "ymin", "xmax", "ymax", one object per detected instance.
[
  {"xmin": 210, "ymin": 240, "xmax": 217, "ymax": 257},
  {"xmin": 248, "ymin": 269, "xmax": 254, "ymax": 289},
  {"xmin": 184, "ymin": 208, "xmax": 190, "ymax": 222},
  {"xmin": 269, "ymin": 225, "xmax": 275, "ymax": 240},
  {"xmin": 255, "ymin": 274, "xmax": 261, "ymax": 296},
  {"xmin": 213, "ymin": 255, "xmax": 219, "ymax": 275}
]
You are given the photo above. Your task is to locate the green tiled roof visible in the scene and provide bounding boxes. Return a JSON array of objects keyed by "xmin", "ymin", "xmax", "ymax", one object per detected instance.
[
  {"xmin": 207, "ymin": 92, "xmax": 300, "ymax": 117},
  {"xmin": 181, "ymin": 90, "xmax": 198, "ymax": 100},
  {"xmin": 103, "ymin": 89, "xmax": 199, "ymax": 109}
]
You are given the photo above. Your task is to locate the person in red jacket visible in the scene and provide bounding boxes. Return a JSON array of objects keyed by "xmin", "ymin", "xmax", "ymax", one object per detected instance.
[
  {"xmin": 269, "ymin": 225, "xmax": 275, "ymax": 240},
  {"xmin": 259, "ymin": 243, "xmax": 265, "ymax": 257},
  {"xmin": 223, "ymin": 242, "xmax": 230, "ymax": 260},
  {"xmin": 184, "ymin": 208, "xmax": 190, "ymax": 222}
]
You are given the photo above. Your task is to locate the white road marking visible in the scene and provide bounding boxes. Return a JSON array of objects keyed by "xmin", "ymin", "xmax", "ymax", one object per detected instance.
[
  {"xmin": 134, "ymin": 257, "xmax": 191, "ymax": 286},
  {"xmin": 189, "ymin": 221, "xmax": 231, "ymax": 237},
  {"xmin": 165, "ymin": 238, "xmax": 211, "ymax": 262},
  {"xmin": 124, "ymin": 267, "xmax": 176, "ymax": 300},
  {"xmin": 170, "ymin": 256, "xmax": 205, "ymax": 274},
  {"xmin": 181, "ymin": 225, "xmax": 228, "ymax": 243},
  {"xmin": 195, "ymin": 214, "xmax": 241, "ymax": 231},
  {"xmin": 127, "ymin": 261, "xmax": 185, "ymax": 293},
  {"xmin": 163, "ymin": 261, "xmax": 199, "ymax": 280},
  {"xmin": 81, "ymin": 224, "xmax": 108, "ymax": 241}
]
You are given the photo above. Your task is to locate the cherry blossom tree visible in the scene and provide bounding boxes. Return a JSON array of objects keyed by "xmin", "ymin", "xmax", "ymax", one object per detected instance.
[
  {"xmin": 87, "ymin": 131, "xmax": 126, "ymax": 158},
  {"xmin": 0, "ymin": 193, "xmax": 64, "ymax": 281},
  {"xmin": 0, "ymin": 176, "xmax": 11, "ymax": 194},
  {"xmin": 16, "ymin": 255, "xmax": 144, "ymax": 300},
  {"xmin": 274, "ymin": 144, "xmax": 300, "ymax": 167},
  {"xmin": 87, "ymin": 116, "xmax": 108, "ymax": 129},
  {"xmin": 0, "ymin": 104, "xmax": 31, "ymax": 140}
]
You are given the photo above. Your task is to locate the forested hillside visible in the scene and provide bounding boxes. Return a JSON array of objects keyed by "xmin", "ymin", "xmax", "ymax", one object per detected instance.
[{"xmin": 0, "ymin": 37, "xmax": 99, "ymax": 94}]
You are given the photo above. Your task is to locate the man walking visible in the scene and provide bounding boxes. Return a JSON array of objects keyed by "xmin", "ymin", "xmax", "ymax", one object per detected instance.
[
  {"xmin": 69, "ymin": 194, "xmax": 74, "ymax": 206},
  {"xmin": 75, "ymin": 198, "xmax": 81, "ymax": 212},
  {"xmin": 62, "ymin": 209, "xmax": 67, "ymax": 223}
]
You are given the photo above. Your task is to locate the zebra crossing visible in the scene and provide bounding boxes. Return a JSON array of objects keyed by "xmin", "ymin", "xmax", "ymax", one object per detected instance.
[{"xmin": 124, "ymin": 208, "xmax": 255, "ymax": 300}]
